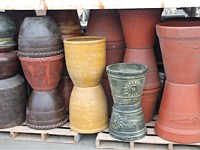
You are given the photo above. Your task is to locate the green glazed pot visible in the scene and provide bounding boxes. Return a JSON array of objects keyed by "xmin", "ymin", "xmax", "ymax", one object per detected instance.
[{"xmin": 106, "ymin": 63, "xmax": 147, "ymax": 141}]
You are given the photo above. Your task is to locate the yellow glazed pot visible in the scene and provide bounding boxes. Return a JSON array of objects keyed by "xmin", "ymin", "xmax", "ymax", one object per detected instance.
[
  {"xmin": 70, "ymin": 84, "xmax": 108, "ymax": 133},
  {"xmin": 64, "ymin": 36, "xmax": 106, "ymax": 87}
]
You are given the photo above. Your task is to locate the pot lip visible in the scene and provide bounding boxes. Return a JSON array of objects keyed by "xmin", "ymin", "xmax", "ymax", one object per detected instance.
[
  {"xmin": 126, "ymin": 47, "xmax": 153, "ymax": 51},
  {"xmin": 143, "ymin": 87, "xmax": 161, "ymax": 94},
  {"xmin": 165, "ymin": 80, "xmax": 200, "ymax": 86},
  {"xmin": 19, "ymin": 53, "xmax": 64, "ymax": 61}
]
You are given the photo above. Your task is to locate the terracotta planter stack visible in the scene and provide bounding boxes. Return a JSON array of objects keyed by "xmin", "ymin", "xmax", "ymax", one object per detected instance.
[
  {"xmin": 85, "ymin": 9, "xmax": 125, "ymax": 116},
  {"xmin": 119, "ymin": 9, "xmax": 163, "ymax": 122},
  {"xmin": 155, "ymin": 18, "xmax": 200, "ymax": 144},
  {"xmin": 18, "ymin": 16, "xmax": 67, "ymax": 130}
]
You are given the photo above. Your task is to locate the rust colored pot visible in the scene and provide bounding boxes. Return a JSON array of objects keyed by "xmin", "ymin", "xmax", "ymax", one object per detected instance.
[
  {"xmin": 85, "ymin": 9, "xmax": 124, "ymax": 42},
  {"xmin": 155, "ymin": 81, "xmax": 200, "ymax": 144},
  {"xmin": 156, "ymin": 19, "xmax": 200, "ymax": 84},
  {"xmin": 0, "ymin": 51, "xmax": 19, "ymax": 79},
  {"xmin": 118, "ymin": 9, "xmax": 163, "ymax": 48},
  {"xmin": 26, "ymin": 90, "xmax": 67, "ymax": 129},
  {"xmin": 124, "ymin": 48, "xmax": 160, "ymax": 90},
  {"xmin": 57, "ymin": 76, "xmax": 73, "ymax": 113},
  {"xmin": 19, "ymin": 54, "xmax": 64, "ymax": 91},
  {"xmin": 141, "ymin": 87, "xmax": 160, "ymax": 123}
]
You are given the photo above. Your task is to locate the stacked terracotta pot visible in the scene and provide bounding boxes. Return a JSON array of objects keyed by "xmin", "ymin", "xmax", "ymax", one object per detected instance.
[
  {"xmin": 155, "ymin": 18, "xmax": 200, "ymax": 144},
  {"xmin": 118, "ymin": 9, "xmax": 163, "ymax": 122},
  {"xmin": 18, "ymin": 16, "xmax": 67, "ymax": 129},
  {"xmin": 0, "ymin": 13, "xmax": 26, "ymax": 129},
  {"xmin": 85, "ymin": 9, "xmax": 125, "ymax": 116}
]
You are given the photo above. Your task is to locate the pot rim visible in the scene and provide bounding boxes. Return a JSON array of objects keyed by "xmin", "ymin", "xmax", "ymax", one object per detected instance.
[{"xmin": 143, "ymin": 87, "xmax": 161, "ymax": 94}]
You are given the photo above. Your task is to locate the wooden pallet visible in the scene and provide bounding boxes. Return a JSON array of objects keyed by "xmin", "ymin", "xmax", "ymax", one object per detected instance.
[
  {"xmin": 96, "ymin": 116, "xmax": 200, "ymax": 150},
  {"xmin": 0, "ymin": 122, "xmax": 81, "ymax": 144}
]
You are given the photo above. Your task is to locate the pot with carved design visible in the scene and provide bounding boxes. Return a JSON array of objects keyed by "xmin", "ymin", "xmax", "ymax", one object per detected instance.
[{"xmin": 107, "ymin": 63, "xmax": 147, "ymax": 141}]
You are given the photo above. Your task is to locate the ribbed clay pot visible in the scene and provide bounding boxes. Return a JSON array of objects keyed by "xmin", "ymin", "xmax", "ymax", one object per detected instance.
[
  {"xmin": 118, "ymin": 9, "xmax": 163, "ymax": 48},
  {"xmin": 19, "ymin": 54, "xmax": 64, "ymax": 91},
  {"xmin": 26, "ymin": 90, "xmax": 67, "ymax": 129},
  {"xmin": 70, "ymin": 85, "xmax": 108, "ymax": 133},
  {"xmin": 156, "ymin": 19, "xmax": 200, "ymax": 84},
  {"xmin": 85, "ymin": 9, "xmax": 124, "ymax": 42},
  {"xmin": 155, "ymin": 81, "xmax": 200, "ymax": 144},
  {"xmin": 0, "ymin": 51, "xmax": 19, "ymax": 79},
  {"xmin": 64, "ymin": 36, "xmax": 106, "ymax": 87},
  {"xmin": 0, "ymin": 74, "xmax": 26, "ymax": 129},
  {"xmin": 124, "ymin": 48, "xmax": 160, "ymax": 90}
]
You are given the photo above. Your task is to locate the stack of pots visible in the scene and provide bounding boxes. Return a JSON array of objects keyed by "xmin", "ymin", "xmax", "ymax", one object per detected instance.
[
  {"xmin": 18, "ymin": 16, "xmax": 67, "ymax": 129},
  {"xmin": 155, "ymin": 18, "xmax": 200, "ymax": 143},
  {"xmin": 85, "ymin": 9, "xmax": 125, "ymax": 116},
  {"xmin": 0, "ymin": 13, "xmax": 26, "ymax": 128},
  {"xmin": 118, "ymin": 9, "xmax": 163, "ymax": 122}
]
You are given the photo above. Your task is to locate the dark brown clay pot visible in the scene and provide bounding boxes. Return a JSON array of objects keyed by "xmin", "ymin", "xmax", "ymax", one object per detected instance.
[
  {"xmin": 155, "ymin": 81, "xmax": 200, "ymax": 144},
  {"xmin": 85, "ymin": 9, "xmax": 124, "ymax": 42},
  {"xmin": 19, "ymin": 54, "xmax": 64, "ymax": 91},
  {"xmin": 124, "ymin": 48, "xmax": 160, "ymax": 90},
  {"xmin": 141, "ymin": 87, "xmax": 160, "ymax": 123},
  {"xmin": 156, "ymin": 19, "xmax": 200, "ymax": 84},
  {"xmin": 0, "ymin": 51, "xmax": 19, "ymax": 79},
  {"xmin": 26, "ymin": 90, "xmax": 67, "ymax": 129},
  {"xmin": 118, "ymin": 9, "xmax": 163, "ymax": 48},
  {"xmin": 57, "ymin": 76, "xmax": 73, "ymax": 113},
  {"xmin": 0, "ymin": 74, "xmax": 26, "ymax": 129}
]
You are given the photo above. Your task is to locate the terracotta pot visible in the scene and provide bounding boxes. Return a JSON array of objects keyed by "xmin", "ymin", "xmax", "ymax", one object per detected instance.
[
  {"xmin": 124, "ymin": 48, "xmax": 160, "ymax": 90},
  {"xmin": 156, "ymin": 19, "xmax": 200, "ymax": 84},
  {"xmin": 26, "ymin": 90, "xmax": 67, "ymax": 129},
  {"xmin": 141, "ymin": 87, "xmax": 160, "ymax": 123},
  {"xmin": 0, "ymin": 51, "xmax": 19, "ymax": 79},
  {"xmin": 118, "ymin": 9, "xmax": 163, "ymax": 48},
  {"xmin": 64, "ymin": 36, "xmax": 106, "ymax": 87},
  {"xmin": 19, "ymin": 54, "xmax": 64, "ymax": 91},
  {"xmin": 57, "ymin": 76, "xmax": 73, "ymax": 113},
  {"xmin": 0, "ymin": 74, "xmax": 26, "ymax": 129},
  {"xmin": 85, "ymin": 9, "xmax": 124, "ymax": 42},
  {"xmin": 70, "ymin": 84, "xmax": 108, "ymax": 133},
  {"xmin": 155, "ymin": 81, "xmax": 200, "ymax": 144}
]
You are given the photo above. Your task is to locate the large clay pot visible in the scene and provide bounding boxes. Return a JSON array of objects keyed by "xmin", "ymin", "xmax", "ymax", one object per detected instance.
[
  {"xmin": 155, "ymin": 81, "xmax": 200, "ymax": 143},
  {"xmin": 156, "ymin": 19, "xmax": 200, "ymax": 84},
  {"xmin": 19, "ymin": 54, "xmax": 64, "ymax": 91},
  {"xmin": 0, "ymin": 74, "xmax": 26, "ymax": 128},
  {"xmin": 85, "ymin": 9, "xmax": 124, "ymax": 42},
  {"xmin": 118, "ymin": 9, "xmax": 163, "ymax": 48},
  {"xmin": 26, "ymin": 90, "xmax": 67, "ymax": 129},
  {"xmin": 64, "ymin": 36, "xmax": 106, "ymax": 87},
  {"xmin": 124, "ymin": 48, "xmax": 160, "ymax": 90},
  {"xmin": 107, "ymin": 63, "xmax": 147, "ymax": 141},
  {"xmin": 0, "ymin": 51, "xmax": 19, "ymax": 79},
  {"xmin": 70, "ymin": 84, "xmax": 108, "ymax": 133},
  {"xmin": 18, "ymin": 16, "xmax": 63, "ymax": 57}
]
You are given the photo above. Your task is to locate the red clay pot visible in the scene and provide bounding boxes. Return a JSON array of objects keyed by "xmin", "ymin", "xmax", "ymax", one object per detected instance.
[
  {"xmin": 155, "ymin": 81, "xmax": 200, "ymax": 144},
  {"xmin": 156, "ymin": 19, "xmax": 200, "ymax": 84},
  {"xmin": 19, "ymin": 54, "xmax": 64, "ymax": 91},
  {"xmin": 85, "ymin": 9, "xmax": 124, "ymax": 42},
  {"xmin": 124, "ymin": 48, "xmax": 160, "ymax": 90},
  {"xmin": 141, "ymin": 87, "xmax": 160, "ymax": 123},
  {"xmin": 118, "ymin": 9, "xmax": 163, "ymax": 48}
]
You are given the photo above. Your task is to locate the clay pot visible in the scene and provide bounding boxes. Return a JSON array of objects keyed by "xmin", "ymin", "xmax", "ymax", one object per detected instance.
[
  {"xmin": 19, "ymin": 54, "xmax": 64, "ymax": 91},
  {"xmin": 0, "ymin": 51, "xmax": 19, "ymax": 79},
  {"xmin": 0, "ymin": 74, "xmax": 26, "ymax": 129},
  {"xmin": 64, "ymin": 36, "xmax": 106, "ymax": 87},
  {"xmin": 26, "ymin": 90, "xmax": 67, "ymax": 129},
  {"xmin": 118, "ymin": 9, "xmax": 163, "ymax": 48},
  {"xmin": 107, "ymin": 63, "xmax": 147, "ymax": 141},
  {"xmin": 124, "ymin": 48, "xmax": 160, "ymax": 90},
  {"xmin": 155, "ymin": 81, "xmax": 200, "ymax": 143},
  {"xmin": 85, "ymin": 9, "xmax": 124, "ymax": 42},
  {"xmin": 70, "ymin": 84, "xmax": 108, "ymax": 133},
  {"xmin": 18, "ymin": 16, "xmax": 63, "ymax": 57},
  {"xmin": 141, "ymin": 87, "xmax": 160, "ymax": 123},
  {"xmin": 57, "ymin": 76, "xmax": 73, "ymax": 113},
  {"xmin": 156, "ymin": 19, "xmax": 200, "ymax": 84}
]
